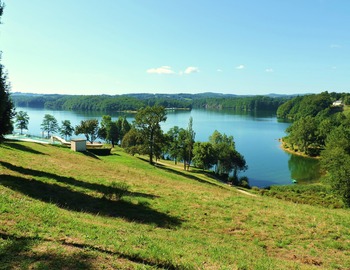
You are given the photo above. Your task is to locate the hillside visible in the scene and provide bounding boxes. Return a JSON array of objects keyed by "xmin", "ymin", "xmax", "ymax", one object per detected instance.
[{"xmin": 1, "ymin": 141, "xmax": 350, "ymax": 269}]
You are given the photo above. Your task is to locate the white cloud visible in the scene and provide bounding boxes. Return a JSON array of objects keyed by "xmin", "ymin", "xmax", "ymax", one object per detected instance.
[
  {"xmin": 236, "ymin": 65, "xmax": 245, "ymax": 70},
  {"xmin": 146, "ymin": 66, "xmax": 175, "ymax": 74},
  {"xmin": 217, "ymin": 69, "xmax": 223, "ymax": 72},
  {"xmin": 184, "ymin": 66, "xmax": 199, "ymax": 74},
  {"xmin": 265, "ymin": 68, "xmax": 274, "ymax": 73}
]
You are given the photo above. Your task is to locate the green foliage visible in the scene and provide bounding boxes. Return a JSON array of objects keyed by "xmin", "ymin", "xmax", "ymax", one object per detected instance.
[
  {"xmin": 121, "ymin": 127, "xmax": 144, "ymax": 155},
  {"xmin": 209, "ymin": 130, "xmax": 247, "ymax": 178},
  {"xmin": 75, "ymin": 119, "xmax": 99, "ymax": 144},
  {"xmin": 279, "ymin": 92, "xmax": 350, "ymax": 207},
  {"xmin": 59, "ymin": 120, "xmax": 74, "ymax": 141},
  {"xmin": 15, "ymin": 111, "xmax": 29, "ymax": 135},
  {"xmin": 255, "ymin": 184, "xmax": 344, "ymax": 208},
  {"xmin": 202, "ymin": 130, "xmax": 248, "ymax": 181},
  {"xmin": 281, "ymin": 92, "xmax": 350, "ymax": 156},
  {"xmin": 192, "ymin": 141, "xmax": 216, "ymax": 170},
  {"xmin": 98, "ymin": 115, "xmax": 131, "ymax": 147},
  {"xmin": 229, "ymin": 176, "xmax": 250, "ymax": 188},
  {"xmin": 12, "ymin": 93, "xmax": 287, "ymax": 113},
  {"xmin": 285, "ymin": 116, "xmax": 319, "ymax": 155},
  {"xmin": 0, "ymin": 5, "xmax": 15, "ymax": 142},
  {"xmin": 41, "ymin": 114, "xmax": 59, "ymax": 138},
  {"xmin": 321, "ymin": 126, "xmax": 350, "ymax": 206},
  {"xmin": 117, "ymin": 116, "xmax": 131, "ymax": 142},
  {"xmin": 192, "ymin": 95, "xmax": 286, "ymax": 111},
  {"xmin": 134, "ymin": 106, "xmax": 167, "ymax": 164},
  {"xmin": 166, "ymin": 126, "xmax": 183, "ymax": 164},
  {"xmin": 184, "ymin": 117, "xmax": 195, "ymax": 170},
  {"xmin": 277, "ymin": 92, "xmax": 333, "ymax": 120}
]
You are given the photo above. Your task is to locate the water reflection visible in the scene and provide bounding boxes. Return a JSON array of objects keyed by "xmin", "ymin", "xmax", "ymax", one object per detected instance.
[{"xmin": 288, "ymin": 154, "xmax": 321, "ymax": 184}]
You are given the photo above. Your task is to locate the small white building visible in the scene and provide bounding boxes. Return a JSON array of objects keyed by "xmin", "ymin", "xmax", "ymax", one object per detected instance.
[
  {"xmin": 71, "ymin": 139, "xmax": 86, "ymax": 152},
  {"xmin": 332, "ymin": 100, "xmax": 343, "ymax": 107}
]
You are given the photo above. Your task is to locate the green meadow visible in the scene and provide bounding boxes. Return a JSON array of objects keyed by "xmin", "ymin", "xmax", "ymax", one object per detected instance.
[{"xmin": 1, "ymin": 140, "xmax": 350, "ymax": 269}]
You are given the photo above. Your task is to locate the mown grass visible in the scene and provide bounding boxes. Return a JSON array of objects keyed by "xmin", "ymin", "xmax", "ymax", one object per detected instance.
[{"xmin": 1, "ymin": 140, "xmax": 350, "ymax": 269}]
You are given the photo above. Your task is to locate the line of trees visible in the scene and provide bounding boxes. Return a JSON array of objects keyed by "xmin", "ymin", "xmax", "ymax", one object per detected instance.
[
  {"xmin": 8, "ymin": 105, "xmax": 248, "ymax": 183},
  {"xmin": 121, "ymin": 105, "xmax": 247, "ymax": 183},
  {"xmin": 37, "ymin": 114, "xmax": 132, "ymax": 145},
  {"xmin": 11, "ymin": 93, "xmax": 287, "ymax": 113},
  {"xmin": 280, "ymin": 92, "xmax": 347, "ymax": 156}
]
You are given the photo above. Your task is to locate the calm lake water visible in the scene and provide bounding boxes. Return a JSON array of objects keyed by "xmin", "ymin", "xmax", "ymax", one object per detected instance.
[{"xmin": 14, "ymin": 106, "xmax": 321, "ymax": 187}]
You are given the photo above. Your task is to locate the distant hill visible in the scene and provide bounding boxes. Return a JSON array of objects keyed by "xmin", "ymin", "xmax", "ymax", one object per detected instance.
[{"xmin": 10, "ymin": 92, "xmax": 293, "ymax": 112}]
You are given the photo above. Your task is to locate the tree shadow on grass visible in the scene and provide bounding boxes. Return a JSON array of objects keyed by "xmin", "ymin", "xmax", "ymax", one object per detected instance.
[
  {"xmin": 0, "ymin": 232, "xmax": 95, "ymax": 269},
  {"xmin": 0, "ymin": 232, "xmax": 180, "ymax": 269},
  {"xmin": 153, "ymin": 162, "xmax": 224, "ymax": 188},
  {"xmin": 0, "ymin": 174, "xmax": 181, "ymax": 228},
  {"xmin": 2, "ymin": 140, "xmax": 47, "ymax": 155},
  {"xmin": 80, "ymin": 150, "xmax": 101, "ymax": 160},
  {"xmin": 0, "ymin": 161, "xmax": 157, "ymax": 200}
]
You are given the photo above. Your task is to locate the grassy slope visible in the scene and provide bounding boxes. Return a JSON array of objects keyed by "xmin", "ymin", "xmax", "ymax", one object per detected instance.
[{"xmin": 1, "ymin": 141, "xmax": 350, "ymax": 269}]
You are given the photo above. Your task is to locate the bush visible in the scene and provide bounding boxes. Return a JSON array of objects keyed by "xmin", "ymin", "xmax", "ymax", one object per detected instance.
[{"xmin": 228, "ymin": 175, "xmax": 250, "ymax": 189}]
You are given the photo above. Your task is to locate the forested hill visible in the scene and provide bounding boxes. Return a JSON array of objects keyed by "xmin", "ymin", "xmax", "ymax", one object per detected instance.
[
  {"xmin": 11, "ymin": 92, "xmax": 289, "ymax": 112},
  {"xmin": 276, "ymin": 91, "xmax": 350, "ymax": 120}
]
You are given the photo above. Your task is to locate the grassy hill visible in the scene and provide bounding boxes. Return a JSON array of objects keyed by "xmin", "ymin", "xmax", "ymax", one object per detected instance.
[{"xmin": 1, "ymin": 141, "xmax": 350, "ymax": 269}]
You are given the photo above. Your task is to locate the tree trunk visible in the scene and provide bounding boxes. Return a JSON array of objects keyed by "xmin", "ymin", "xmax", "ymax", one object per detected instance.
[{"xmin": 149, "ymin": 133, "xmax": 153, "ymax": 164}]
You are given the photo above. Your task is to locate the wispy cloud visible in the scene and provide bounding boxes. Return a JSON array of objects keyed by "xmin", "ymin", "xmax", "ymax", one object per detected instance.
[
  {"xmin": 265, "ymin": 68, "xmax": 274, "ymax": 73},
  {"xmin": 217, "ymin": 69, "xmax": 223, "ymax": 72},
  {"xmin": 330, "ymin": 44, "xmax": 341, "ymax": 48},
  {"xmin": 236, "ymin": 64, "xmax": 245, "ymax": 70},
  {"xmin": 184, "ymin": 66, "xmax": 199, "ymax": 74},
  {"xmin": 146, "ymin": 66, "xmax": 175, "ymax": 74}
]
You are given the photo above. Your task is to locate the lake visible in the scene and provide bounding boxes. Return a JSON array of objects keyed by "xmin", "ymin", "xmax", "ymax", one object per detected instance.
[{"xmin": 13, "ymin": 106, "xmax": 321, "ymax": 188}]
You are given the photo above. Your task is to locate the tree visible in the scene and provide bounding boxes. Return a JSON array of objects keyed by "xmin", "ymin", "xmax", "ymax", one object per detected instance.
[
  {"xmin": 230, "ymin": 150, "xmax": 248, "ymax": 180},
  {"xmin": 134, "ymin": 106, "xmax": 167, "ymax": 164},
  {"xmin": 321, "ymin": 126, "xmax": 350, "ymax": 206},
  {"xmin": 0, "ymin": 2, "xmax": 15, "ymax": 142},
  {"xmin": 60, "ymin": 120, "xmax": 74, "ymax": 141},
  {"xmin": 97, "ymin": 115, "xmax": 110, "ymax": 141},
  {"xmin": 41, "ymin": 114, "xmax": 59, "ymax": 138},
  {"xmin": 15, "ymin": 111, "xmax": 29, "ymax": 135},
  {"xmin": 209, "ymin": 130, "xmax": 247, "ymax": 180},
  {"xmin": 121, "ymin": 128, "xmax": 144, "ymax": 156},
  {"xmin": 75, "ymin": 119, "xmax": 99, "ymax": 144},
  {"xmin": 192, "ymin": 142, "xmax": 216, "ymax": 170},
  {"xmin": 166, "ymin": 126, "xmax": 183, "ymax": 164},
  {"xmin": 117, "ymin": 116, "xmax": 131, "ymax": 142},
  {"xmin": 98, "ymin": 115, "xmax": 118, "ymax": 147},
  {"xmin": 185, "ymin": 117, "xmax": 196, "ymax": 170},
  {"xmin": 286, "ymin": 116, "xmax": 318, "ymax": 155}
]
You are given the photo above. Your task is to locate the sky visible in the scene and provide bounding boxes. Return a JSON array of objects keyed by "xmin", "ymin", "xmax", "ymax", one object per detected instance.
[{"xmin": 1, "ymin": 0, "xmax": 349, "ymax": 95}]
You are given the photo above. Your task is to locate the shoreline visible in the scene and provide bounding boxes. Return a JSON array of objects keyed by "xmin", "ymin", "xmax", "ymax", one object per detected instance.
[{"xmin": 279, "ymin": 138, "xmax": 320, "ymax": 159}]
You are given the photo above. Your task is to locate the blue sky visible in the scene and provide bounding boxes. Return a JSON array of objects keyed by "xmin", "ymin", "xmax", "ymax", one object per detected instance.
[{"xmin": 1, "ymin": 0, "xmax": 349, "ymax": 95}]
